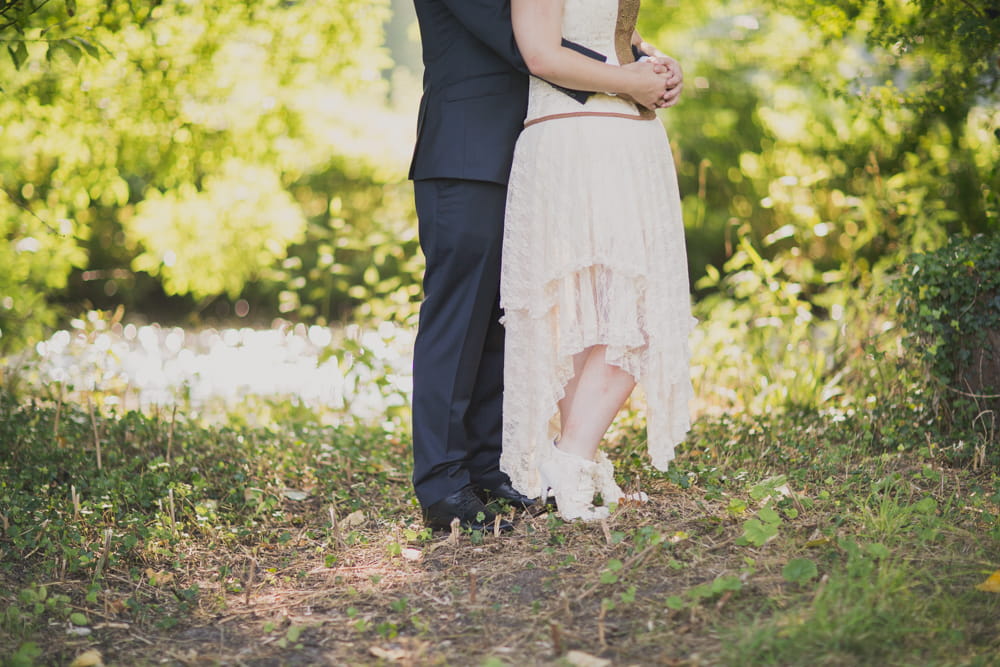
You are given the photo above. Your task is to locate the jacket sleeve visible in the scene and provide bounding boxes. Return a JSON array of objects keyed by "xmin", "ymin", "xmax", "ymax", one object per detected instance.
[
  {"xmin": 439, "ymin": 0, "xmax": 526, "ymax": 71},
  {"xmin": 440, "ymin": 0, "xmax": 610, "ymax": 103}
]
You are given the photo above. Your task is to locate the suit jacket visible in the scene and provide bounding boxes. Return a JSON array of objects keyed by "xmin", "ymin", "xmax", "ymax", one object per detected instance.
[{"xmin": 409, "ymin": 0, "xmax": 531, "ymax": 185}]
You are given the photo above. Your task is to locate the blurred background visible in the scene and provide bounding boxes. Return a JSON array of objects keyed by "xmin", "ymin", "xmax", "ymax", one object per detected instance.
[{"xmin": 1, "ymin": 0, "xmax": 997, "ymax": 424}]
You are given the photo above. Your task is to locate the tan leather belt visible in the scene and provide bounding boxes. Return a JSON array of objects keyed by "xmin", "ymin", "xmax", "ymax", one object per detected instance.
[{"xmin": 523, "ymin": 111, "xmax": 655, "ymax": 128}]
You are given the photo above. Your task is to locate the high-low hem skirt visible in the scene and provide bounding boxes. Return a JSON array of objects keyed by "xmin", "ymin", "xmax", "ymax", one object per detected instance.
[{"xmin": 499, "ymin": 114, "xmax": 695, "ymax": 497}]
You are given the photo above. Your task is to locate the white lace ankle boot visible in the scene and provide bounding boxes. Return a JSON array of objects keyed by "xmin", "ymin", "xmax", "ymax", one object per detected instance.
[
  {"xmin": 538, "ymin": 444, "xmax": 609, "ymax": 522},
  {"xmin": 594, "ymin": 451, "xmax": 648, "ymax": 505}
]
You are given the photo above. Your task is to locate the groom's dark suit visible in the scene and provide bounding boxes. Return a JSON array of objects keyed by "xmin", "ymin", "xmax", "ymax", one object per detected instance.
[{"xmin": 408, "ymin": 0, "xmax": 532, "ymax": 509}]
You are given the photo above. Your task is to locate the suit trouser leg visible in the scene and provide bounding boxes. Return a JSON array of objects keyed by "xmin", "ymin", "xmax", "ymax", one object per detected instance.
[{"xmin": 411, "ymin": 178, "xmax": 509, "ymax": 508}]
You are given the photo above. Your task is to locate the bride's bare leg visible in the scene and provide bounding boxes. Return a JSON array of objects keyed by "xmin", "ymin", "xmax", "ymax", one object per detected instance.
[
  {"xmin": 557, "ymin": 345, "xmax": 636, "ymax": 460},
  {"xmin": 557, "ymin": 348, "xmax": 589, "ymax": 434}
]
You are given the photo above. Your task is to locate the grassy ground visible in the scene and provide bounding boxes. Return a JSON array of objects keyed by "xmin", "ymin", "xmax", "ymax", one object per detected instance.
[{"xmin": 1, "ymin": 392, "xmax": 998, "ymax": 666}]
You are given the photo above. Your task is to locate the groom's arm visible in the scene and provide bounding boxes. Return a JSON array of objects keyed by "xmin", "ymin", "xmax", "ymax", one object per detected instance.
[
  {"xmin": 439, "ymin": 0, "xmax": 599, "ymax": 102},
  {"xmin": 439, "ymin": 0, "xmax": 526, "ymax": 70},
  {"xmin": 553, "ymin": 39, "xmax": 606, "ymax": 103}
]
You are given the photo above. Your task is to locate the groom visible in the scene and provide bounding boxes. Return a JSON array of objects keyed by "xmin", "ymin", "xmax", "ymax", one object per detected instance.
[{"xmin": 408, "ymin": 0, "xmax": 682, "ymax": 531}]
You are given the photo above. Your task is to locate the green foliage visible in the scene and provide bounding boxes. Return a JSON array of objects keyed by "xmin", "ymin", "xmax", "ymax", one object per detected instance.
[
  {"xmin": 0, "ymin": 0, "xmax": 107, "ymax": 73},
  {"xmin": 739, "ymin": 505, "xmax": 782, "ymax": 547},
  {"xmin": 0, "ymin": 389, "xmax": 407, "ymax": 579},
  {"xmin": 266, "ymin": 172, "xmax": 422, "ymax": 324},
  {"xmin": 2, "ymin": 583, "xmax": 73, "ymax": 640},
  {"xmin": 782, "ymin": 557, "xmax": 818, "ymax": 584},
  {"xmin": 131, "ymin": 161, "xmax": 306, "ymax": 299},
  {"xmin": 724, "ymin": 548, "xmax": 926, "ymax": 663},
  {"xmin": 2, "ymin": 385, "xmax": 998, "ymax": 662},
  {"xmin": 3, "ymin": 0, "xmax": 998, "ymax": 433},
  {"xmin": 785, "ymin": 0, "xmax": 1000, "ymax": 121},
  {"xmin": 1, "ymin": 0, "xmax": 400, "ymax": 353},
  {"xmin": 898, "ymin": 234, "xmax": 1000, "ymax": 385},
  {"xmin": 637, "ymin": 0, "xmax": 998, "ymax": 415},
  {"xmin": 897, "ymin": 233, "xmax": 1000, "ymax": 439},
  {"xmin": 666, "ymin": 573, "xmax": 744, "ymax": 611},
  {"xmin": 0, "ymin": 204, "xmax": 85, "ymax": 352}
]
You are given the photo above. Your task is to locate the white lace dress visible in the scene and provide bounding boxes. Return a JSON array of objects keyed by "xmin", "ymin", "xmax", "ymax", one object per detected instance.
[{"xmin": 499, "ymin": 0, "xmax": 694, "ymax": 497}]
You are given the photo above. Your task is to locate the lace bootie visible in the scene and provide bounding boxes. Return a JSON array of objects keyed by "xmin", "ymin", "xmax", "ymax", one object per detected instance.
[
  {"xmin": 538, "ymin": 444, "xmax": 609, "ymax": 522},
  {"xmin": 594, "ymin": 451, "xmax": 649, "ymax": 506}
]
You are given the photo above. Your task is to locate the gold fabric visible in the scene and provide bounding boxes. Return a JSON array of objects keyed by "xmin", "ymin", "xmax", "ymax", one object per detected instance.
[{"xmin": 614, "ymin": 0, "xmax": 656, "ymax": 119}]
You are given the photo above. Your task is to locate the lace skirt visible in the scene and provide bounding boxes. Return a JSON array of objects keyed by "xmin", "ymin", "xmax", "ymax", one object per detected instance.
[{"xmin": 499, "ymin": 114, "xmax": 694, "ymax": 497}]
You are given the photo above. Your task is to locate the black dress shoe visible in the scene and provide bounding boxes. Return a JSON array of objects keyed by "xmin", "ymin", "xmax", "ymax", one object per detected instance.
[
  {"xmin": 476, "ymin": 481, "xmax": 536, "ymax": 509},
  {"xmin": 423, "ymin": 486, "xmax": 514, "ymax": 532}
]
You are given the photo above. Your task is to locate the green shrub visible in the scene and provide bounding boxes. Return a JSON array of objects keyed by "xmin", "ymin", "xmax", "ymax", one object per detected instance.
[{"xmin": 897, "ymin": 234, "xmax": 1000, "ymax": 442}]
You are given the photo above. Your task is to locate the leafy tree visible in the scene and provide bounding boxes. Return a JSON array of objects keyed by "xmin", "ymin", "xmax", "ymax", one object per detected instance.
[
  {"xmin": 1, "ymin": 0, "xmax": 399, "ymax": 352},
  {"xmin": 1, "ymin": 0, "xmax": 106, "ymax": 71},
  {"xmin": 639, "ymin": 0, "xmax": 998, "ymax": 411}
]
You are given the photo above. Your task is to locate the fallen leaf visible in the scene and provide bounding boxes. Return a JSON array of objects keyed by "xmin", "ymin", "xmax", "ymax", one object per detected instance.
[
  {"xmin": 145, "ymin": 568, "xmax": 174, "ymax": 586},
  {"xmin": 369, "ymin": 645, "xmax": 408, "ymax": 661},
  {"xmin": 804, "ymin": 537, "xmax": 832, "ymax": 548},
  {"xmin": 976, "ymin": 569, "xmax": 1000, "ymax": 593},
  {"xmin": 69, "ymin": 650, "xmax": 104, "ymax": 667},
  {"xmin": 565, "ymin": 650, "xmax": 612, "ymax": 667},
  {"xmin": 281, "ymin": 488, "xmax": 308, "ymax": 501}
]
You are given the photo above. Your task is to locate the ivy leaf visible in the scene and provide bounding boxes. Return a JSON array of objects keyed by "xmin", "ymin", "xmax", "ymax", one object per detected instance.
[
  {"xmin": 742, "ymin": 518, "xmax": 779, "ymax": 546},
  {"xmin": 710, "ymin": 575, "xmax": 742, "ymax": 594},
  {"xmin": 782, "ymin": 558, "xmax": 818, "ymax": 584},
  {"xmin": 758, "ymin": 506, "xmax": 782, "ymax": 525}
]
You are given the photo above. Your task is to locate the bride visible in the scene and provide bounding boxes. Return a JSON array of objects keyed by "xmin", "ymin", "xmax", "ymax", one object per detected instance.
[{"xmin": 500, "ymin": 0, "xmax": 694, "ymax": 521}]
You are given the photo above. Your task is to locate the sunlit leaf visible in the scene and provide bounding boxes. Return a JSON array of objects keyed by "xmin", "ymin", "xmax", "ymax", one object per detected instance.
[
  {"xmin": 565, "ymin": 650, "xmax": 612, "ymax": 667},
  {"xmin": 7, "ymin": 41, "xmax": 28, "ymax": 69},
  {"xmin": 344, "ymin": 510, "xmax": 365, "ymax": 527},
  {"xmin": 145, "ymin": 569, "xmax": 174, "ymax": 586},
  {"xmin": 975, "ymin": 570, "xmax": 1000, "ymax": 593},
  {"xmin": 69, "ymin": 650, "xmax": 103, "ymax": 667}
]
